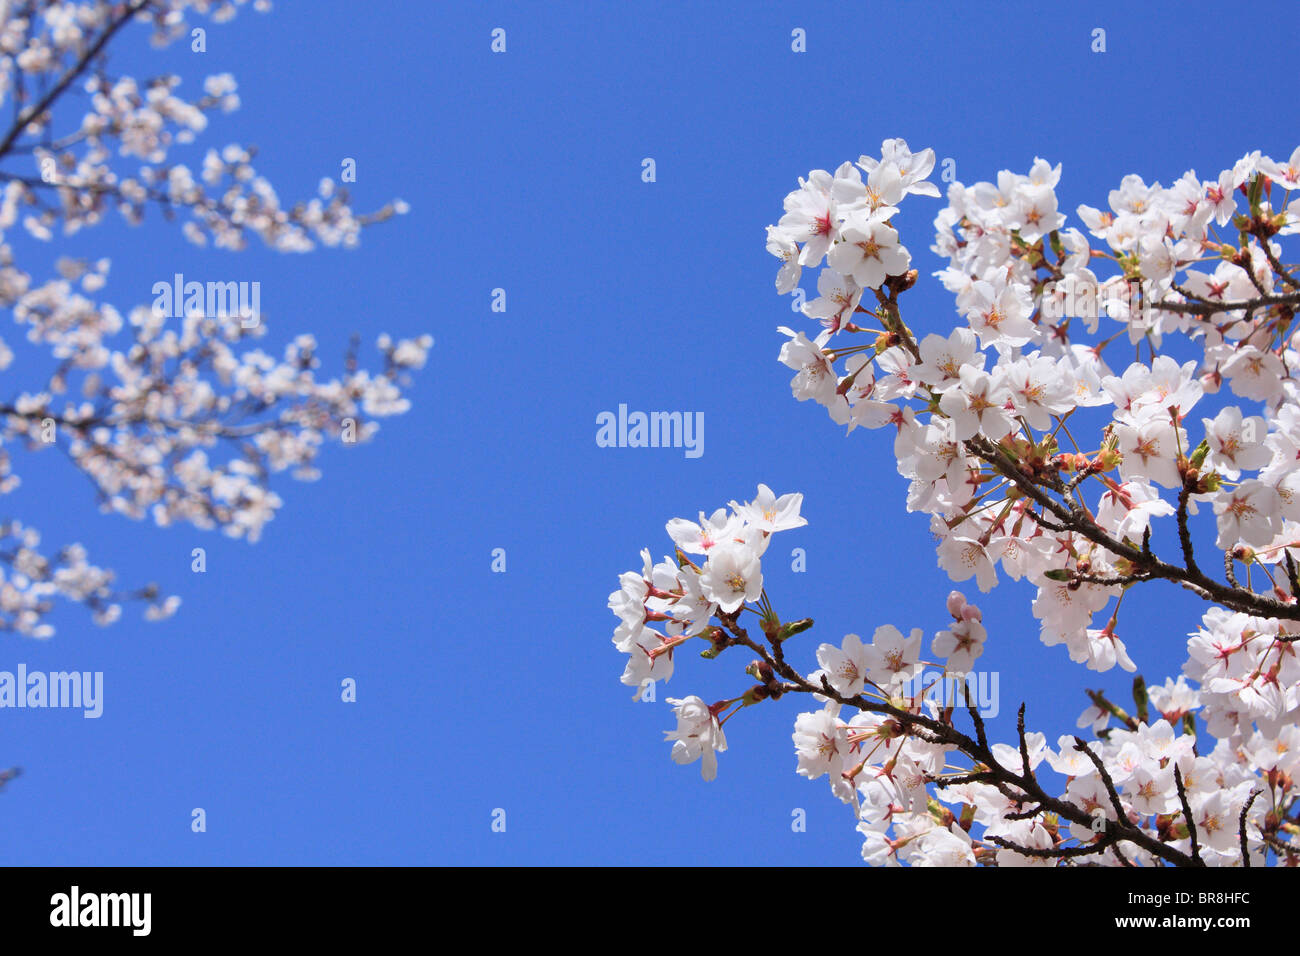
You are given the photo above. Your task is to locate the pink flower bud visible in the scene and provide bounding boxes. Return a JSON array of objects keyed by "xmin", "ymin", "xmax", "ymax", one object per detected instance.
[{"xmin": 946, "ymin": 591, "xmax": 966, "ymax": 618}]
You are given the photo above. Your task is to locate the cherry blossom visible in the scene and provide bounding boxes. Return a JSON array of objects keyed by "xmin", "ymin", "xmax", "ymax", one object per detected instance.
[
  {"xmin": 665, "ymin": 696, "xmax": 727, "ymax": 781},
  {"xmin": 0, "ymin": 2, "xmax": 426, "ymax": 647},
  {"xmin": 615, "ymin": 138, "xmax": 1300, "ymax": 866}
]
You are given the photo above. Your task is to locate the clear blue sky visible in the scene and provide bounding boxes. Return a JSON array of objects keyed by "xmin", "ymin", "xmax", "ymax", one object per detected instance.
[{"xmin": 2, "ymin": 0, "xmax": 1297, "ymax": 865}]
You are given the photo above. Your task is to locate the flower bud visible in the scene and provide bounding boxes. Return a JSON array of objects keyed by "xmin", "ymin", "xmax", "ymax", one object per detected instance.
[
  {"xmin": 946, "ymin": 591, "xmax": 966, "ymax": 618},
  {"xmin": 1097, "ymin": 446, "xmax": 1123, "ymax": 471},
  {"xmin": 775, "ymin": 618, "xmax": 814, "ymax": 642}
]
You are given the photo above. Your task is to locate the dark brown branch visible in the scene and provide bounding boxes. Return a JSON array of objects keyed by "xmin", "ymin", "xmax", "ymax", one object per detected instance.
[
  {"xmin": 0, "ymin": 0, "xmax": 153, "ymax": 162},
  {"xmin": 1173, "ymin": 763, "xmax": 1202, "ymax": 866},
  {"xmin": 1175, "ymin": 485, "xmax": 1201, "ymax": 579},
  {"xmin": 1148, "ymin": 289, "xmax": 1300, "ymax": 316},
  {"xmin": 724, "ymin": 610, "xmax": 1199, "ymax": 866},
  {"xmin": 1239, "ymin": 788, "xmax": 1262, "ymax": 867},
  {"xmin": 1072, "ymin": 737, "xmax": 1129, "ymax": 826},
  {"xmin": 1255, "ymin": 238, "xmax": 1300, "ymax": 292},
  {"xmin": 987, "ymin": 833, "xmax": 1109, "ymax": 861},
  {"xmin": 966, "ymin": 434, "xmax": 1300, "ymax": 621},
  {"xmin": 1224, "ymin": 550, "xmax": 1239, "ymax": 588}
]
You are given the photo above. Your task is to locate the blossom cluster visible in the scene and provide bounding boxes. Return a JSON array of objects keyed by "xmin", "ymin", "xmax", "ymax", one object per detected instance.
[
  {"xmin": 0, "ymin": 518, "xmax": 177, "ymax": 636},
  {"xmin": 768, "ymin": 139, "xmax": 1300, "ymax": 685},
  {"xmin": 6, "ymin": 2, "xmax": 406, "ymax": 251},
  {"xmin": 801, "ymin": 611, "xmax": 1280, "ymax": 867},
  {"xmin": 607, "ymin": 138, "xmax": 1300, "ymax": 867},
  {"xmin": 755, "ymin": 139, "xmax": 1300, "ymax": 864},
  {"xmin": 608, "ymin": 484, "xmax": 807, "ymax": 778},
  {"xmin": 0, "ymin": 2, "xmax": 427, "ymax": 636},
  {"xmin": 610, "ymin": 492, "xmax": 1291, "ymax": 865}
]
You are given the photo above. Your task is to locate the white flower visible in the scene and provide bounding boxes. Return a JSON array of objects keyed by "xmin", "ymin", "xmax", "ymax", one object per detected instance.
[
  {"xmin": 765, "ymin": 225, "xmax": 802, "ymax": 294},
  {"xmin": 698, "ymin": 542, "xmax": 763, "ymax": 614},
  {"xmin": 909, "ymin": 824, "xmax": 975, "ymax": 867},
  {"xmin": 859, "ymin": 139, "xmax": 939, "ymax": 198},
  {"xmin": 776, "ymin": 169, "xmax": 840, "ymax": 268},
  {"xmin": 665, "ymin": 508, "xmax": 742, "ymax": 555},
  {"xmin": 812, "ymin": 633, "xmax": 870, "ymax": 697},
  {"xmin": 1095, "ymin": 480, "xmax": 1175, "ymax": 541},
  {"xmin": 827, "ymin": 213, "xmax": 910, "ymax": 291},
  {"xmin": 862, "ymin": 624, "xmax": 924, "ymax": 688},
  {"xmin": 777, "ymin": 326, "xmax": 839, "ymax": 408},
  {"xmin": 931, "ymin": 618, "xmax": 987, "ymax": 674},
  {"xmin": 664, "ymin": 696, "xmax": 727, "ymax": 781},
  {"xmin": 938, "ymin": 366, "xmax": 1014, "ymax": 441},
  {"xmin": 792, "ymin": 707, "xmax": 849, "ymax": 781},
  {"xmin": 912, "ymin": 327, "xmax": 983, "ymax": 393},
  {"xmin": 1212, "ymin": 480, "xmax": 1282, "ymax": 548},
  {"xmin": 1115, "ymin": 418, "xmax": 1185, "ymax": 489},
  {"xmin": 620, "ymin": 629, "xmax": 675, "ymax": 693},
  {"xmin": 963, "ymin": 280, "xmax": 1034, "ymax": 348},
  {"xmin": 801, "ymin": 268, "xmax": 862, "ymax": 332},
  {"xmin": 1260, "ymin": 145, "xmax": 1300, "ymax": 192},
  {"xmin": 731, "ymin": 483, "xmax": 807, "ymax": 535},
  {"xmin": 1202, "ymin": 406, "xmax": 1270, "ymax": 480}
]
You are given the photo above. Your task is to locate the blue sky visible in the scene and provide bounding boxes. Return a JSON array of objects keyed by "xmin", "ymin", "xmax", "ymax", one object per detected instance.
[{"xmin": 2, "ymin": 0, "xmax": 1298, "ymax": 865}]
